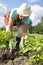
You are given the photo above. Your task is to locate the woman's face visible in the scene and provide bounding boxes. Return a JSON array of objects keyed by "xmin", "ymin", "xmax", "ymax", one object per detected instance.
[{"xmin": 19, "ymin": 15, "xmax": 26, "ymax": 20}]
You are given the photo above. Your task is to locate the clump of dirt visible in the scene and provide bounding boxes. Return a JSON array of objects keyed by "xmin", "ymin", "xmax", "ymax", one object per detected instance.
[
  {"xmin": 0, "ymin": 57, "xmax": 32, "ymax": 65},
  {"xmin": 0, "ymin": 48, "xmax": 32, "ymax": 65}
]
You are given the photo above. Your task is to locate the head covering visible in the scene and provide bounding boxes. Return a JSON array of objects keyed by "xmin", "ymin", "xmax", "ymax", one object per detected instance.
[{"xmin": 17, "ymin": 3, "xmax": 31, "ymax": 17}]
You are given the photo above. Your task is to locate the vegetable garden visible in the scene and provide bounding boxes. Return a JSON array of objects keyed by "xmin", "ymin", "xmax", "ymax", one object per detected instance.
[{"xmin": 0, "ymin": 30, "xmax": 43, "ymax": 65}]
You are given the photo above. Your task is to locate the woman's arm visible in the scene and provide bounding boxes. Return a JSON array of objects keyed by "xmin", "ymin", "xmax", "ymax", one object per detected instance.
[
  {"xmin": 20, "ymin": 24, "xmax": 28, "ymax": 43},
  {"xmin": 21, "ymin": 24, "xmax": 28, "ymax": 33},
  {"xmin": 8, "ymin": 17, "xmax": 15, "ymax": 32}
]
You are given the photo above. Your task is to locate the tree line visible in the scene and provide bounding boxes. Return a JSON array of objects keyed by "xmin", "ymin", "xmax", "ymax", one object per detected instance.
[{"xmin": 29, "ymin": 17, "xmax": 43, "ymax": 34}]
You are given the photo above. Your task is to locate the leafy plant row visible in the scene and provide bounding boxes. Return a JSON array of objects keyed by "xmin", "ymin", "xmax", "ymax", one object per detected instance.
[{"xmin": 0, "ymin": 30, "xmax": 43, "ymax": 65}]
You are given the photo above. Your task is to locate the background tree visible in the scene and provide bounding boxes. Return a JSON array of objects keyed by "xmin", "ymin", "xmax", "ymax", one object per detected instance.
[{"xmin": 29, "ymin": 17, "xmax": 43, "ymax": 34}]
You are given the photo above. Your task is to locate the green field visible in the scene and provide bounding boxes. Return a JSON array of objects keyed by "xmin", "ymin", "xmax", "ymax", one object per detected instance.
[{"xmin": 0, "ymin": 30, "xmax": 43, "ymax": 65}]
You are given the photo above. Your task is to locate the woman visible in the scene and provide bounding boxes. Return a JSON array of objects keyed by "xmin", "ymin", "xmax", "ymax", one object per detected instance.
[
  {"xmin": 7, "ymin": 3, "xmax": 31, "ymax": 51},
  {"xmin": 2, "ymin": 3, "xmax": 32, "ymax": 61}
]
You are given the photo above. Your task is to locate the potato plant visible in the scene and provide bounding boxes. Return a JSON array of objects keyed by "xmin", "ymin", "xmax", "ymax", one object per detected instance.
[{"xmin": 0, "ymin": 30, "xmax": 43, "ymax": 65}]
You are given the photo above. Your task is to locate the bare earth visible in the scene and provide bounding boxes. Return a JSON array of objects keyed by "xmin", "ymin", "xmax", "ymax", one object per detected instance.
[{"xmin": 0, "ymin": 48, "xmax": 32, "ymax": 65}]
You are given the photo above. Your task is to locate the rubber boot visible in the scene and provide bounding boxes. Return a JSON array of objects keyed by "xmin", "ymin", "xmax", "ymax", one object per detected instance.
[{"xmin": 16, "ymin": 37, "xmax": 21, "ymax": 51}]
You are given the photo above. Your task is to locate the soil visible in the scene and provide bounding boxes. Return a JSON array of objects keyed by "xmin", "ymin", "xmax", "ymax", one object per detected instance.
[{"xmin": 0, "ymin": 48, "xmax": 32, "ymax": 65}]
